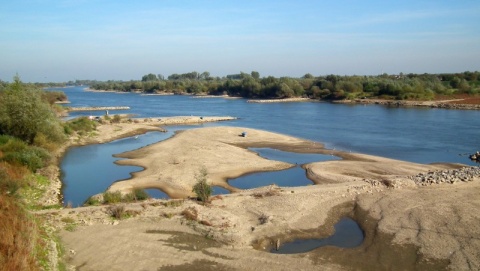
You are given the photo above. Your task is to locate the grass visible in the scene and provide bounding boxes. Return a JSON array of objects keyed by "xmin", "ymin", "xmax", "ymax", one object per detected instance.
[{"xmin": 0, "ymin": 195, "xmax": 39, "ymax": 271}]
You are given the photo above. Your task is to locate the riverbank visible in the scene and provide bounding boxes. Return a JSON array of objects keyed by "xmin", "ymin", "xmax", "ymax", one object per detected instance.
[
  {"xmin": 36, "ymin": 124, "xmax": 480, "ymax": 270},
  {"xmin": 333, "ymin": 98, "xmax": 480, "ymax": 110}
]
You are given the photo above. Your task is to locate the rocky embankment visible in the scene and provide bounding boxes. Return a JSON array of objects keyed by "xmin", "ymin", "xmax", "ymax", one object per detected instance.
[
  {"xmin": 408, "ymin": 166, "xmax": 480, "ymax": 185},
  {"xmin": 334, "ymin": 99, "xmax": 480, "ymax": 110}
]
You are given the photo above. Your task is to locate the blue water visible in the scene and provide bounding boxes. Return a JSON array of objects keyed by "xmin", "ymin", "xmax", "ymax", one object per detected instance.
[
  {"xmin": 229, "ymin": 166, "xmax": 313, "ymax": 189},
  {"xmin": 55, "ymin": 86, "xmax": 480, "ymax": 205},
  {"xmin": 271, "ymin": 217, "xmax": 364, "ymax": 254},
  {"xmin": 228, "ymin": 148, "xmax": 339, "ymax": 189},
  {"xmin": 56, "ymin": 86, "xmax": 480, "ymax": 165},
  {"xmin": 61, "ymin": 127, "xmax": 186, "ymax": 206},
  {"xmin": 145, "ymin": 188, "xmax": 169, "ymax": 199}
]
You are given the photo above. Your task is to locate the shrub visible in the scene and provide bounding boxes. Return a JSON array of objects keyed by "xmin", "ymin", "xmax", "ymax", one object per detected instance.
[
  {"xmin": 83, "ymin": 196, "xmax": 101, "ymax": 206},
  {"xmin": 0, "ymin": 77, "xmax": 66, "ymax": 144},
  {"xmin": 103, "ymin": 191, "xmax": 123, "ymax": 204},
  {"xmin": 0, "ymin": 136, "xmax": 27, "ymax": 153},
  {"xmin": 0, "ymin": 169, "xmax": 21, "ymax": 196},
  {"xmin": 2, "ymin": 147, "xmax": 51, "ymax": 172},
  {"xmin": 33, "ymin": 132, "xmax": 59, "ymax": 152},
  {"xmin": 65, "ymin": 117, "xmax": 97, "ymax": 134},
  {"xmin": 123, "ymin": 188, "xmax": 149, "ymax": 202},
  {"xmin": 112, "ymin": 115, "xmax": 122, "ymax": 123},
  {"xmin": 192, "ymin": 167, "xmax": 212, "ymax": 203},
  {"xmin": 108, "ymin": 205, "xmax": 125, "ymax": 219},
  {"xmin": 132, "ymin": 188, "xmax": 149, "ymax": 201}
]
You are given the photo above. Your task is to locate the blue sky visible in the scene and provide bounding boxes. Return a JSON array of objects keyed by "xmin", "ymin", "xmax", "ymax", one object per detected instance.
[{"xmin": 1, "ymin": 0, "xmax": 479, "ymax": 82}]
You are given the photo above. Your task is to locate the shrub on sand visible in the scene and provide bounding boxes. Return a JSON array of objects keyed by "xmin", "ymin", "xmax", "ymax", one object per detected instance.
[{"xmin": 192, "ymin": 167, "xmax": 212, "ymax": 203}]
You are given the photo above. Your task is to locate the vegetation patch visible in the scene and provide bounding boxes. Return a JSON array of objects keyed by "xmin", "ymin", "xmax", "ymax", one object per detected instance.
[{"xmin": 192, "ymin": 167, "xmax": 212, "ymax": 203}]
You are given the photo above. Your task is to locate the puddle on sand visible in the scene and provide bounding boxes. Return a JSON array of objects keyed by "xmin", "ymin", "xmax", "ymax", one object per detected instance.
[
  {"xmin": 212, "ymin": 186, "xmax": 230, "ymax": 195},
  {"xmin": 228, "ymin": 148, "xmax": 339, "ymax": 190},
  {"xmin": 145, "ymin": 188, "xmax": 169, "ymax": 199},
  {"xmin": 255, "ymin": 202, "xmax": 450, "ymax": 270},
  {"xmin": 271, "ymin": 217, "xmax": 364, "ymax": 254}
]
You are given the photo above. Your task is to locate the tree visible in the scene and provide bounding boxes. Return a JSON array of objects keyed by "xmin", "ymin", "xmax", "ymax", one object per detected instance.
[
  {"xmin": 0, "ymin": 76, "xmax": 65, "ymax": 144},
  {"xmin": 200, "ymin": 71, "xmax": 210, "ymax": 80},
  {"xmin": 303, "ymin": 73, "xmax": 314, "ymax": 79},
  {"xmin": 141, "ymin": 73, "xmax": 158, "ymax": 82},
  {"xmin": 192, "ymin": 167, "xmax": 212, "ymax": 203},
  {"xmin": 251, "ymin": 71, "xmax": 260, "ymax": 80}
]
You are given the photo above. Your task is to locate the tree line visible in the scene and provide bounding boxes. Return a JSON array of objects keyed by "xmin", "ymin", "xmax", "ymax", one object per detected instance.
[{"xmin": 87, "ymin": 71, "xmax": 480, "ymax": 100}]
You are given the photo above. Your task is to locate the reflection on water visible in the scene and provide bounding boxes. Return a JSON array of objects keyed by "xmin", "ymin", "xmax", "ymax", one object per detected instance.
[{"xmin": 271, "ymin": 218, "xmax": 364, "ymax": 254}]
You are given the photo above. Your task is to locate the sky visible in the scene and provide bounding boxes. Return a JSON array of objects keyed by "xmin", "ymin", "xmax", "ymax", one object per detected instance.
[{"xmin": 1, "ymin": 0, "xmax": 479, "ymax": 82}]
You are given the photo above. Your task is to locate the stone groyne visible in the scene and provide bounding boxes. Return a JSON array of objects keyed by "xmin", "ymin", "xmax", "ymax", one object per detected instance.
[
  {"xmin": 68, "ymin": 106, "xmax": 130, "ymax": 112},
  {"xmin": 247, "ymin": 98, "xmax": 312, "ymax": 103},
  {"xmin": 408, "ymin": 166, "xmax": 480, "ymax": 186},
  {"xmin": 334, "ymin": 99, "xmax": 480, "ymax": 110}
]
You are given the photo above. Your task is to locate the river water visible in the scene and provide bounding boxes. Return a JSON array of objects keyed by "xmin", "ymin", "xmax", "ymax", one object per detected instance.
[{"xmin": 55, "ymin": 87, "xmax": 479, "ymax": 205}]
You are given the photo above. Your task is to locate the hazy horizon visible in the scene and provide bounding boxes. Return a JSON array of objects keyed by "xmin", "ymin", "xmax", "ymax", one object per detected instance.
[{"xmin": 2, "ymin": 0, "xmax": 479, "ymax": 83}]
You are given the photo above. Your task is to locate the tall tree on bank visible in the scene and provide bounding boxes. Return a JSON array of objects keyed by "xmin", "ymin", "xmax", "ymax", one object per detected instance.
[{"xmin": 0, "ymin": 76, "xmax": 65, "ymax": 144}]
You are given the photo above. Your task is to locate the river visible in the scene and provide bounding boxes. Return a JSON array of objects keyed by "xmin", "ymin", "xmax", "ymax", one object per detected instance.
[{"xmin": 54, "ymin": 86, "xmax": 479, "ymax": 205}]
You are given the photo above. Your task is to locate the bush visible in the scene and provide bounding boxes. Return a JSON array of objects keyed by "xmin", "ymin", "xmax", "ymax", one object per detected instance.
[
  {"xmin": 108, "ymin": 205, "xmax": 125, "ymax": 219},
  {"xmin": 103, "ymin": 191, "xmax": 122, "ymax": 204},
  {"xmin": 65, "ymin": 117, "xmax": 97, "ymax": 134},
  {"xmin": 83, "ymin": 196, "xmax": 101, "ymax": 206},
  {"xmin": 0, "ymin": 77, "xmax": 66, "ymax": 144},
  {"xmin": 123, "ymin": 188, "xmax": 149, "ymax": 202},
  {"xmin": 112, "ymin": 115, "xmax": 122, "ymax": 123},
  {"xmin": 192, "ymin": 167, "xmax": 212, "ymax": 203},
  {"xmin": 2, "ymin": 147, "xmax": 51, "ymax": 172},
  {"xmin": 0, "ymin": 136, "xmax": 27, "ymax": 153},
  {"xmin": 0, "ymin": 169, "xmax": 21, "ymax": 196}
]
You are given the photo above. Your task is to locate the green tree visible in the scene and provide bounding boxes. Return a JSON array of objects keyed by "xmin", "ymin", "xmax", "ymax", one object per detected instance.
[
  {"xmin": 251, "ymin": 71, "xmax": 260, "ymax": 80},
  {"xmin": 141, "ymin": 73, "xmax": 158, "ymax": 82},
  {"xmin": 0, "ymin": 76, "xmax": 65, "ymax": 144}
]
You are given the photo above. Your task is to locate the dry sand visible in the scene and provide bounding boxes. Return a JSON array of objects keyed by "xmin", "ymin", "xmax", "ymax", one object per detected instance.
[{"xmin": 39, "ymin": 122, "xmax": 480, "ymax": 270}]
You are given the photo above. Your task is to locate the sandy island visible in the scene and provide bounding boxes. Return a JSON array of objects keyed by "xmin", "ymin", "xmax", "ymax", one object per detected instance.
[{"xmin": 38, "ymin": 121, "xmax": 480, "ymax": 270}]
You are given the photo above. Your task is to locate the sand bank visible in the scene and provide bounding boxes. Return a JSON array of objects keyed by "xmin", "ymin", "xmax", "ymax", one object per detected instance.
[{"xmin": 39, "ymin": 125, "xmax": 480, "ymax": 270}]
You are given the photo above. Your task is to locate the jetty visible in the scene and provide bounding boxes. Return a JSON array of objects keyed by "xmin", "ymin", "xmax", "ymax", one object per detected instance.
[{"xmin": 68, "ymin": 106, "xmax": 130, "ymax": 112}]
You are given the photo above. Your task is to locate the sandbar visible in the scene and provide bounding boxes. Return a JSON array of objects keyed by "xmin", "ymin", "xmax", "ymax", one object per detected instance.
[{"xmin": 40, "ymin": 123, "xmax": 480, "ymax": 270}]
